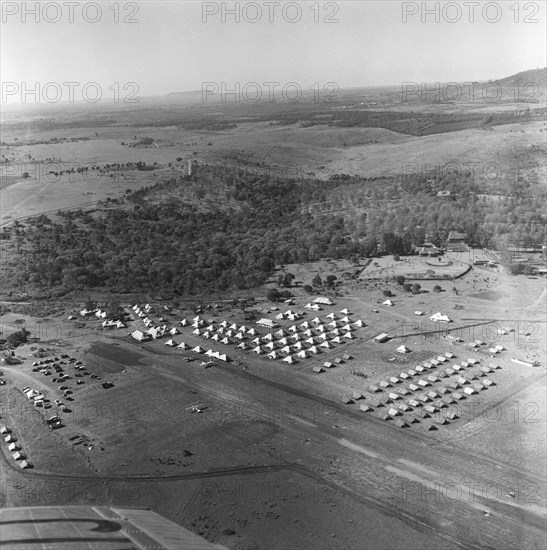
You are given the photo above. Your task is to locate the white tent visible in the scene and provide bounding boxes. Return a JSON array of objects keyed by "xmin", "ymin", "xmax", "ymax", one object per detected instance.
[
  {"xmin": 211, "ymin": 334, "xmax": 220, "ymax": 342},
  {"xmin": 251, "ymin": 337, "xmax": 260, "ymax": 345},
  {"xmin": 219, "ymin": 320, "xmax": 228, "ymax": 327},
  {"xmin": 177, "ymin": 342, "xmax": 188, "ymax": 350},
  {"xmin": 252, "ymin": 346, "xmax": 263, "ymax": 354},
  {"xmin": 131, "ymin": 330, "xmax": 151, "ymax": 342},
  {"xmin": 317, "ymin": 333, "xmax": 328, "ymax": 341},
  {"xmin": 192, "ymin": 328, "xmax": 201, "ymax": 335},
  {"xmin": 277, "ymin": 337, "xmax": 288, "ymax": 345},
  {"xmin": 304, "ymin": 303, "xmax": 313, "ymax": 309},
  {"xmin": 331, "ymin": 336, "xmax": 342, "ymax": 344},
  {"xmin": 164, "ymin": 339, "xmax": 176, "ymax": 347},
  {"xmin": 169, "ymin": 327, "xmax": 180, "ymax": 335},
  {"xmin": 237, "ymin": 342, "xmax": 248, "ymax": 350},
  {"xmin": 218, "ymin": 353, "xmax": 228, "ymax": 362},
  {"xmin": 296, "ymin": 350, "xmax": 308, "ymax": 359},
  {"xmin": 275, "ymin": 313, "xmax": 284, "ymax": 320},
  {"xmin": 314, "ymin": 297, "xmax": 334, "ymax": 305},
  {"xmin": 396, "ymin": 345, "xmax": 410, "ymax": 354},
  {"xmin": 315, "ymin": 324, "xmax": 326, "ymax": 332},
  {"xmin": 308, "ymin": 345, "xmax": 319, "ymax": 354},
  {"xmin": 264, "ymin": 342, "xmax": 275, "ymax": 351},
  {"xmin": 320, "ymin": 341, "xmax": 331, "ymax": 349},
  {"xmin": 430, "ymin": 312, "xmax": 451, "ymax": 323},
  {"xmin": 288, "ymin": 325, "xmax": 298, "ymax": 333},
  {"xmin": 267, "ymin": 351, "xmax": 278, "ymax": 359},
  {"xmin": 300, "ymin": 321, "xmax": 310, "ymax": 329},
  {"xmin": 340, "ymin": 308, "xmax": 350, "ymax": 315},
  {"xmin": 310, "ymin": 304, "xmax": 321, "ymax": 311},
  {"xmin": 220, "ymin": 337, "xmax": 230, "ymax": 345},
  {"xmin": 180, "ymin": 319, "xmax": 188, "ymax": 326},
  {"xmin": 247, "ymin": 328, "xmax": 257, "ymax": 336},
  {"xmin": 280, "ymin": 345, "xmax": 291, "ymax": 354},
  {"xmin": 304, "ymin": 337, "xmax": 315, "ymax": 345},
  {"xmin": 302, "ymin": 329, "xmax": 312, "ymax": 337},
  {"xmin": 383, "ymin": 299, "xmax": 394, "ymax": 306},
  {"xmin": 262, "ymin": 333, "xmax": 274, "ymax": 342},
  {"xmin": 343, "ymin": 332, "xmax": 354, "ymax": 340},
  {"xmin": 340, "ymin": 316, "xmax": 350, "ymax": 323},
  {"xmin": 292, "ymin": 342, "xmax": 303, "ymax": 350},
  {"xmin": 257, "ymin": 318, "xmax": 276, "ymax": 329},
  {"xmin": 311, "ymin": 317, "xmax": 321, "ymax": 325},
  {"xmin": 192, "ymin": 346, "xmax": 204, "ymax": 353},
  {"xmin": 229, "ymin": 323, "xmax": 238, "ymax": 330},
  {"xmin": 353, "ymin": 320, "xmax": 363, "ymax": 328},
  {"xmin": 275, "ymin": 329, "xmax": 286, "ymax": 337},
  {"xmin": 283, "ymin": 356, "xmax": 295, "ymax": 364},
  {"xmin": 201, "ymin": 331, "xmax": 211, "ymax": 340}
]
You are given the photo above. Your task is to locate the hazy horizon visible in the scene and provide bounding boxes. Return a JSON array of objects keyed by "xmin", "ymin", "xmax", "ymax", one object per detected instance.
[{"xmin": 2, "ymin": 1, "xmax": 546, "ymax": 105}]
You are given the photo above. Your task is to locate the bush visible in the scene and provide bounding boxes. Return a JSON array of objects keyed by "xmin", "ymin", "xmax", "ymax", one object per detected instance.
[
  {"xmin": 433, "ymin": 285, "xmax": 442, "ymax": 292},
  {"xmin": 7, "ymin": 329, "xmax": 30, "ymax": 348},
  {"xmin": 383, "ymin": 290, "xmax": 393, "ymax": 297}
]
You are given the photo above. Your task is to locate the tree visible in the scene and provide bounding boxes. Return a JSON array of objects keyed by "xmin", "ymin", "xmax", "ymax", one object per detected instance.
[
  {"xmin": 403, "ymin": 283, "xmax": 412, "ymax": 292},
  {"xmin": 383, "ymin": 290, "xmax": 393, "ymax": 297},
  {"xmin": 312, "ymin": 273, "xmax": 322, "ymax": 288},
  {"xmin": 266, "ymin": 288, "xmax": 281, "ymax": 302},
  {"xmin": 411, "ymin": 283, "xmax": 421, "ymax": 294},
  {"xmin": 395, "ymin": 275, "xmax": 406, "ymax": 286},
  {"xmin": 7, "ymin": 328, "xmax": 30, "ymax": 348},
  {"xmin": 433, "ymin": 285, "xmax": 442, "ymax": 293},
  {"xmin": 283, "ymin": 273, "xmax": 295, "ymax": 288},
  {"xmin": 325, "ymin": 275, "xmax": 337, "ymax": 289},
  {"xmin": 303, "ymin": 284, "xmax": 313, "ymax": 294}
]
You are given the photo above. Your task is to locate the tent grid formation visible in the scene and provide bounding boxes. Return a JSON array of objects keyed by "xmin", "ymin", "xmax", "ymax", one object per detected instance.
[
  {"xmin": 178, "ymin": 310, "xmax": 363, "ymax": 363},
  {"xmin": 358, "ymin": 354, "xmax": 495, "ymax": 427}
]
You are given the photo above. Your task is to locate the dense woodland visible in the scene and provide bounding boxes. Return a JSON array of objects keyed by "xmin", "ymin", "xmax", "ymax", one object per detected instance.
[{"xmin": 1, "ymin": 162, "xmax": 546, "ymax": 298}]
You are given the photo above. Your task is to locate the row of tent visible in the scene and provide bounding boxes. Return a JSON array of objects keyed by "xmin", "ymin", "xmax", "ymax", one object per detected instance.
[
  {"xmin": 0, "ymin": 426, "xmax": 31, "ymax": 468},
  {"xmin": 162, "ymin": 339, "xmax": 229, "ymax": 361}
]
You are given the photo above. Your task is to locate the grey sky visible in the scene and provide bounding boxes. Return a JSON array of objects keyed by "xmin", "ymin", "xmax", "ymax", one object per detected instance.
[{"xmin": 1, "ymin": 1, "xmax": 546, "ymax": 103}]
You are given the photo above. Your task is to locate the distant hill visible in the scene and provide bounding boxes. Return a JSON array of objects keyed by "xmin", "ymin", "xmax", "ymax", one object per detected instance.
[{"xmin": 489, "ymin": 67, "xmax": 546, "ymax": 88}]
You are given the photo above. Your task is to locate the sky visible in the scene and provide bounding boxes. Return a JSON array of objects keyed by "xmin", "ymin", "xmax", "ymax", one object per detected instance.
[{"xmin": 1, "ymin": 1, "xmax": 546, "ymax": 104}]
